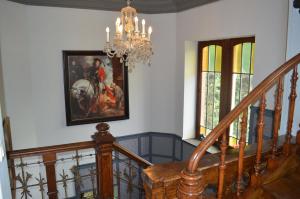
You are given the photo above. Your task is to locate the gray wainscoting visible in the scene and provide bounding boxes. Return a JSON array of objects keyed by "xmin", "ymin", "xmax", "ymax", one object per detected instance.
[
  {"xmin": 248, "ymin": 106, "xmax": 275, "ymax": 144},
  {"xmin": 116, "ymin": 132, "xmax": 196, "ymax": 164}
]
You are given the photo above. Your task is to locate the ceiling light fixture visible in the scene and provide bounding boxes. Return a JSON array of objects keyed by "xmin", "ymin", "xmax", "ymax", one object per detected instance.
[{"xmin": 104, "ymin": 0, "xmax": 153, "ymax": 71}]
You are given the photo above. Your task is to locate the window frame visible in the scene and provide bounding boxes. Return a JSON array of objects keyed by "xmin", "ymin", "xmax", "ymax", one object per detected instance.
[{"xmin": 195, "ymin": 36, "xmax": 255, "ymax": 140}]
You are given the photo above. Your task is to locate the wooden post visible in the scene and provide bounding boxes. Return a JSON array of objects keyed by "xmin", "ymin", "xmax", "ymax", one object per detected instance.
[
  {"xmin": 284, "ymin": 67, "xmax": 298, "ymax": 156},
  {"xmin": 268, "ymin": 78, "xmax": 283, "ymax": 171},
  {"xmin": 217, "ymin": 132, "xmax": 227, "ymax": 199},
  {"xmin": 251, "ymin": 95, "xmax": 266, "ymax": 188},
  {"xmin": 92, "ymin": 123, "xmax": 115, "ymax": 199},
  {"xmin": 237, "ymin": 109, "xmax": 248, "ymax": 197},
  {"xmin": 177, "ymin": 169, "xmax": 204, "ymax": 199},
  {"xmin": 43, "ymin": 153, "xmax": 58, "ymax": 199}
]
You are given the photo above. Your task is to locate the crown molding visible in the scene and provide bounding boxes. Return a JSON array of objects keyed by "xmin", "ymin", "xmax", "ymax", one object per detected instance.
[{"xmin": 7, "ymin": 0, "xmax": 219, "ymax": 14}]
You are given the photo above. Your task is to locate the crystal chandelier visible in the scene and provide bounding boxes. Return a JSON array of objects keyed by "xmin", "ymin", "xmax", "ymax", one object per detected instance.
[{"xmin": 104, "ymin": 0, "xmax": 153, "ymax": 71}]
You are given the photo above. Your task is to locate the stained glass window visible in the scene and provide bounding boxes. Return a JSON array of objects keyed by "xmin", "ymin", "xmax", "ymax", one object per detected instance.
[
  {"xmin": 229, "ymin": 42, "xmax": 255, "ymax": 147},
  {"xmin": 197, "ymin": 37, "xmax": 255, "ymax": 142},
  {"xmin": 200, "ymin": 45, "xmax": 222, "ymax": 136}
]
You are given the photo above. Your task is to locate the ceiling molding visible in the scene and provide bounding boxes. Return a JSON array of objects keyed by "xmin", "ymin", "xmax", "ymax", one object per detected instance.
[
  {"xmin": 294, "ymin": 0, "xmax": 300, "ymax": 13},
  {"xmin": 7, "ymin": 0, "xmax": 219, "ymax": 14}
]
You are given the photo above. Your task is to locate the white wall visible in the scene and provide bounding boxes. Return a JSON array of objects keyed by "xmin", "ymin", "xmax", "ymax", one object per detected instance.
[
  {"xmin": 180, "ymin": 0, "xmax": 289, "ymax": 138},
  {"xmin": 0, "ymin": 41, "xmax": 6, "ymax": 117},
  {"xmin": 182, "ymin": 41, "xmax": 198, "ymax": 139},
  {"xmin": 0, "ymin": 106, "xmax": 11, "ymax": 199},
  {"xmin": 281, "ymin": 0, "xmax": 300, "ymax": 136},
  {"xmin": 149, "ymin": 13, "xmax": 179, "ymax": 135},
  {"xmin": 0, "ymin": 1, "xmax": 38, "ymax": 149},
  {"xmin": 0, "ymin": 0, "xmax": 291, "ymax": 148},
  {"xmin": 0, "ymin": 1, "xmax": 178, "ymax": 149}
]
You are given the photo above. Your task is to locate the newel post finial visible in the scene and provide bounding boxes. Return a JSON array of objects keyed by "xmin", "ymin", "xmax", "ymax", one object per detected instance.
[
  {"xmin": 92, "ymin": 122, "xmax": 115, "ymax": 199},
  {"xmin": 93, "ymin": 122, "xmax": 115, "ymax": 145},
  {"xmin": 177, "ymin": 169, "xmax": 205, "ymax": 199}
]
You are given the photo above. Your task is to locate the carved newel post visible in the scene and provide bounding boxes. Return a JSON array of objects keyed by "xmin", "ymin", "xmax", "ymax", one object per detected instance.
[
  {"xmin": 92, "ymin": 123, "xmax": 116, "ymax": 199},
  {"xmin": 177, "ymin": 169, "xmax": 205, "ymax": 198}
]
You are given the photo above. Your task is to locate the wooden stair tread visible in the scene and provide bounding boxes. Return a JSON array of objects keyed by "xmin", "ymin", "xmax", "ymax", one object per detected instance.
[{"xmin": 262, "ymin": 172, "xmax": 300, "ymax": 199}]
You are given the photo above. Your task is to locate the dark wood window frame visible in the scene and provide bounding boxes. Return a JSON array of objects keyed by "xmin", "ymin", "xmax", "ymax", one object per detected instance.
[{"xmin": 195, "ymin": 36, "xmax": 255, "ymax": 140}]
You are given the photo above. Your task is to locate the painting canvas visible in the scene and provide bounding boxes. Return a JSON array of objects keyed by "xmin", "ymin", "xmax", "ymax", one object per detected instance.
[{"xmin": 63, "ymin": 51, "xmax": 129, "ymax": 126}]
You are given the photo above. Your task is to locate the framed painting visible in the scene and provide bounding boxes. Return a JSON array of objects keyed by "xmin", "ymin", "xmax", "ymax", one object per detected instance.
[{"xmin": 63, "ymin": 51, "xmax": 129, "ymax": 126}]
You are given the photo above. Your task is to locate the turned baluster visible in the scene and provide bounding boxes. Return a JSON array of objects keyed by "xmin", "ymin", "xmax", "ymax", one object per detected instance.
[
  {"xmin": 271, "ymin": 78, "xmax": 284, "ymax": 159},
  {"xmin": 267, "ymin": 78, "xmax": 284, "ymax": 171},
  {"xmin": 284, "ymin": 66, "xmax": 298, "ymax": 156},
  {"xmin": 236, "ymin": 109, "xmax": 248, "ymax": 197},
  {"xmin": 217, "ymin": 132, "xmax": 227, "ymax": 199},
  {"xmin": 251, "ymin": 95, "xmax": 266, "ymax": 187}
]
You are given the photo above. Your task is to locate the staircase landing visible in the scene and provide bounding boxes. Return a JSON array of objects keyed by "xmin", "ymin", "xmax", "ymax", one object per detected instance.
[{"xmin": 262, "ymin": 166, "xmax": 300, "ymax": 199}]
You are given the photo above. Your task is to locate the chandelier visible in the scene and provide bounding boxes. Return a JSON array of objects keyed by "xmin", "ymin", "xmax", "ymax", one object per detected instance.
[{"xmin": 104, "ymin": 0, "xmax": 153, "ymax": 71}]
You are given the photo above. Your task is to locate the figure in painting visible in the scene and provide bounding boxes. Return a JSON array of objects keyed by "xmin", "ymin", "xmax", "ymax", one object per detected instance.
[{"xmin": 69, "ymin": 55, "xmax": 125, "ymax": 120}]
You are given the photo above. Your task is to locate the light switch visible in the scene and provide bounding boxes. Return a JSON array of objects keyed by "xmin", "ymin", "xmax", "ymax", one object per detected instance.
[{"xmin": 0, "ymin": 144, "xmax": 4, "ymax": 163}]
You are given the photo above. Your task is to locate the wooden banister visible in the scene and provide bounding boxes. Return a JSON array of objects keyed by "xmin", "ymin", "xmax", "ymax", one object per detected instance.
[
  {"xmin": 7, "ymin": 122, "xmax": 151, "ymax": 199},
  {"xmin": 7, "ymin": 141, "xmax": 95, "ymax": 159},
  {"xmin": 113, "ymin": 142, "xmax": 153, "ymax": 168},
  {"xmin": 177, "ymin": 53, "xmax": 300, "ymax": 198},
  {"xmin": 186, "ymin": 53, "xmax": 300, "ymax": 173}
]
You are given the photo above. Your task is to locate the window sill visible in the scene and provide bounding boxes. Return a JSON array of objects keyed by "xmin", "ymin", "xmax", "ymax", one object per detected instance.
[{"xmin": 184, "ymin": 138, "xmax": 221, "ymax": 154}]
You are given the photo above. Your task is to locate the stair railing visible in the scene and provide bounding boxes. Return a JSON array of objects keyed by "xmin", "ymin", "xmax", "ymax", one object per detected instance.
[
  {"xmin": 7, "ymin": 122, "xmax": 151, "ymax": 199},
  {"xmin": 178, "ymin": 53, "xmax": 300, "ymax": 198}
]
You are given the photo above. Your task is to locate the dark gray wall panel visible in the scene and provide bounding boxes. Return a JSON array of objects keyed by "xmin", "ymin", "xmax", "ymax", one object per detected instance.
[
  {"xmin": 175, "ymin": 138, "xmax": 182, "ymax": 160},
  {"xmin": 119, "ymin": 138, "xmax": 139, "ymax": 155},
  {"xmin": 151, "ymin": 156, "xmax": 173, "ymax": 164},
  {"xmin": 8, "ymin": 0, "xmax": 219, "ymax": 14},
  {"xmin": 249, "ymin": 106, "xmax": 274, "ymax": 144},
  {"xmin": 116, "ymin": 132, "xmax": 196, "ymax": 164},
  {"xmin": 140, "ymin": 136, "xmax": 149, "ymax": 156},
  {"xmin": 152, "ymin": 136, "xmax": 173, "ymax": 156},
  {"xmin": 182, "ymin": 142, "xmax": 195, "ymax": 160}
]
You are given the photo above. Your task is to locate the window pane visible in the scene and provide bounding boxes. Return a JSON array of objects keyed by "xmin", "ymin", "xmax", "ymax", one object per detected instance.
[
  {"xmin": 213, "ymin": 73, "xmax": 221, "ymax": 127},
  {"xmin": 230, "ymin": 74, "xmax": 241, "ymax": 139},
  {"xmin": 200, "ymin": 126, "xmax": 206, "ymax": 135},
  {"xmin": 242, "ymin": 43, "xmax": 252, "ymax": 73},
  {"xmin": 233, "ymin": 44, "xmax": 242, "ymax": 73},
  {"xmin": 251, "ymin": 43, "xmax": 255, "ymax": 75},
  {"xmin": 215, "ymin": 46, "xmax": 222, "ymax": 72},
  {"xmin": 206, "ymin": 72, "xmax": 215, "ymax": 130},
  {"xmin": 202, "ymin": 47, "xmax": 209, "ymax": 71},
  {"xmin": 240, "ymin": 74, "xmax": 250, "ymax": 99},
  {"xmin": 200, "ymin": 72, "xmax": 208, "ymax": 127},
  {"xmin": 200, "ymin": 45, "xmax": 222, "ymax": 137},
  {"xmin": 208, "ymin": 45, "xmax": 216, "ymax": 71},
  {"xmin": 229, "ymin": 136, "xmax": 239, "ymax": 148},
  {"xmin": 232, "ymin": 74, "xmax": 241, "ymax": 108}
]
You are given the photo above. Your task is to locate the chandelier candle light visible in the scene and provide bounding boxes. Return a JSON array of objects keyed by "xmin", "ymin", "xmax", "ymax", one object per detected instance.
[{"xmin": 104, "ymin": 0, "xmax": 153, "ymax": 71}]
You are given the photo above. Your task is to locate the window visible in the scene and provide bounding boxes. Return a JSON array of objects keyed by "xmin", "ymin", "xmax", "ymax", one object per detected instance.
[{"xmin": 196, "ymin": 37, "xmax": 255, "ymax": 146}]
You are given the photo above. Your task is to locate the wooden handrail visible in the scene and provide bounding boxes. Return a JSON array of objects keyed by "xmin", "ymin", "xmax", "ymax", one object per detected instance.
[
  {"xmin": 113, "ymin": 142, "xmax": 153, "ymax": 168},
  {"xmin": 8, "ymin": 123, "xmax": 152, "ymax": 199},
  {"xmin": 7, "ymin": 141, "xmax": 95, "ymax": 159},
  {"xmin": 187, "ymin": 53, "xmax": 300, "ymax": 173}
]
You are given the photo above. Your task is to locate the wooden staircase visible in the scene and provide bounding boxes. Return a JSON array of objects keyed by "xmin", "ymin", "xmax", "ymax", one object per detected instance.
[
  {"xmin": 143, "ymin": 53, "xmax": 300, "ymax": 198},
  {"xmin": 242, "ymin": 144, "xmax": 300, "ymax": 199}
]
